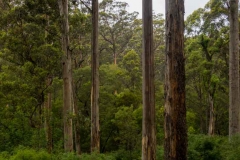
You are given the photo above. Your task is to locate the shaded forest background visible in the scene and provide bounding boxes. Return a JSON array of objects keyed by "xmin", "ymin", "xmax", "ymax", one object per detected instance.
[{"xmin": 0, "ymin": 0, "xmax": 239, "ymax": 159}]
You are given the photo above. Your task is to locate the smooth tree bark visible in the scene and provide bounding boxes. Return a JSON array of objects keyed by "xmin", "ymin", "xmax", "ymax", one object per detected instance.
[
  {"xmin": 142, "ymin": 0, "xmax": 156, "ymax": 159},
  {"xmin": 229, "ymin": 0, "xmax": 239, "ymax": 136},
  {"xmin": 164, "ymin": 0, "xmax": 187, "ymax": 159},
  {"xmin": 91, "ymin": 0, "xmax": 100, "ymax": 152},
  {"xmin": 58, "ymin": 0, "xmax": 73, "ymax": 152}
]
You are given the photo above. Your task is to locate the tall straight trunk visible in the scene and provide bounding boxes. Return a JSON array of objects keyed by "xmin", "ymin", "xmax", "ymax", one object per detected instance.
[
  {"xmin": 91, "ymin": 0, "xmax": 100, "ymax": 152},
  {"xmin": 208, "ymin": 94, "xmax": 215, "ymax": 135},
  {"xmin": 72, "ymin": 82, "xmax": 81, "ymax": 155},
  {"xmin": 142, "ymin": 0, "xmax": 156, "ymax": 159},
  {"xmin": 229, "ymin": 0, "xmax": 239, "ymax": 137},
  {"xmin": 45, "ymin": 77, "xmax": 53, "ymax": 153},
  {"xmin": 58, "ymin": 0, "xmax": 73, "ymax": 152},
  {"xmin": 164, "ymin": 0, "xmax": 187, "ymax": 159}
]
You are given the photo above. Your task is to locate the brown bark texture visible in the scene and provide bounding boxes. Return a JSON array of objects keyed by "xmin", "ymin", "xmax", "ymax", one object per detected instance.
[
  {"xmin": 141, "ymin": 0, "xmax": 156, "ymax": 159},
  {"xmin": 91, "ymin": 0, "xmax": 100, "ymax": 152},
  {"xmin": 58, "ymin": 0, "xmax": 73, "ymax": 152},
  {"xmin": 229, "ymin": 0, "xmax": 239, "ymax": 137},
  {"xmin": 164, "ymin": 0, "xmax": 187, "ymax": 159}
]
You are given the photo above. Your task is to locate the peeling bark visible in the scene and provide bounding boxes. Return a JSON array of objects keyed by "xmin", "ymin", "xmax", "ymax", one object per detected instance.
[{"xmin": 164, "ymin": 0, "xmax": 187, "ymax": 159}]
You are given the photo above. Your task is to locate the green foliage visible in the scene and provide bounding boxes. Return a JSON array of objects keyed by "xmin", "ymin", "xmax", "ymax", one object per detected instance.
[
  {"xmin": 221, "ymin": 136, "xmax": 240, "ymax": 160},
  {"xmin": 10, "ymin": 147, "xmax": 51, "ymax": 160},
  {"xmin": 79, "ymin": 152, "xmax": 115, "ymax": 160},
  {"xmin": 0, "ymin": 152, "xmax": 10, "ymax": 160},
  {"xmin": 0, "ymin": 0, "xmax": 236, "ymax": 158},
  {"xmin": 187, "ymin": 135, "xmax": 240, "ymax": 160},
  {"xmin": 112, "ymin": 105, "xmax": 141, "ymax": 152},
  {"xmin": 55, "ymin": 152, "xmax": 80, "ymax": 160},
  {"xmin": 0, "ymin": 136, "xmax": 240, "ymax": 160},
  {"xmin": 156, "ymin": 146, "xmax": 164, "ymax": 160},
  {"xmin": 188, "ymin": 135, "xmax": 223, "ymax": 160}
]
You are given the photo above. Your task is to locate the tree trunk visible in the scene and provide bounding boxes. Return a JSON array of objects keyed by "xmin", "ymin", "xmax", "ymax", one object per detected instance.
[
  {"xmin": 58, "ymin": 0, "xmax": 73, "ymax": 152},
  {"xmin": 91, "ymin": 0, "xmax": 100, "ymax": 152},
  {"xmin": 72, "ymin": 82, "xmax": 81, "ymax": 155},
  {"xmin": 114, "ymin": 53, "xmax": 117, "ymax": 65},
  {"xmin": 142, "ymin": 0, "xmax": 156, "ymax": 159},
  {"xmin": 229, "ymin": 0, "xmax": 239, "ymax": 137},
  {"xmin": 44, "ymin": 77, "xmax": 53, "ymax": 153},
  {"xmin": 208, "ymin": 94, "xmax": 215, "ymax": 136},
  {"xmin": 164, "ymin": 0, "xmax": 187, "ymax": 159}
]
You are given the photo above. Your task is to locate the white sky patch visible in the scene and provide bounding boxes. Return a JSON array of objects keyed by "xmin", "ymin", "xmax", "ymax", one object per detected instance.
[{"xmin": 99, "ymin": 0, "xmax": 209, "ymax": 18}]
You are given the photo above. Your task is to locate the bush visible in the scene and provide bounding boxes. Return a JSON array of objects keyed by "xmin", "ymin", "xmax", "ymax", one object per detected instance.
[
  {"xmin": 0, "ymin": 152, "xmax": 10, "ymax": 160},
  {"xmin": 79, "ymin": 152, "xmax": 116, "ymax": 160},
  {"xmin": 221, "ymin": 135, "xmax": 240, "ymax": 160},
  {"xmin": 188, "ymin": 135, "xmax": 223, "ymax": 160},
  {"xmin": 9, "ymin": 147, "xmax": 51, "ymax": 160},
  {"xmin": 56, "ymin": 152, "xmax": 80, "ymax": 160},
  {"xmin": 109, "ymin": 150, "xmax": 139, "ymax": 160},
  {"xmin": 156, "ymin": 146, "xmax": 164, "ymax": 160}
]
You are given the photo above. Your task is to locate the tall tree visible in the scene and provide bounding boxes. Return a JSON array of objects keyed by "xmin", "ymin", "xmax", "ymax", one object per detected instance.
[
  {"xmin": 91, "ymin": 0, "xmax": 100, "ymax": 152},
  {"xmin": 185, "ymin": 1, "xmax": 230, "ymax": 135},
  {"xmin": 99, "ymin": 0, "xmax": 138, "ymax": 65},
  {"xmin": 58, "ymin": 0, "xmax": 73, "ymax": 152},
  {"xmin": 164, "ymin": 0, "xmax": 187, "ymax": 159},
  {"xmin": 142, "ymin": 0, "xmax": 156, "ymax": 159},
  {"xmin": 229, "ymin": 0, "xmax": 239, "ymax": 136}
]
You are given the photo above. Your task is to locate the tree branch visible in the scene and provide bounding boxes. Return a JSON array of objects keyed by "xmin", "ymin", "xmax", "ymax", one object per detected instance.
[{"xmin": 79, "ymin": 0, "xmax": 92, "ymax": 13}]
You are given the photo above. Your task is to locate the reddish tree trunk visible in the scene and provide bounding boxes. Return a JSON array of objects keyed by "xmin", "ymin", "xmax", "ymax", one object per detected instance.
[{"xmin": 164, "ymin": 0, "xmax": 187, "ymax": 159}]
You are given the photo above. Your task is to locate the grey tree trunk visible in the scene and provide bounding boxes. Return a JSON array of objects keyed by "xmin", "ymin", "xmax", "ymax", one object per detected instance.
[
  {"xmin": 91, "ymin": 0, "xmax": 100, "ymax": 152},
  {"xmin": 58, "ymin": 0, "xmax": 73, "ymax": 152},
  {"xmin": 229, "ymin": 0, "xmax": 239, "ymax": 137},
  {"xmin": 164, "ymin": 0, "xmax": 187, "ymax": 159},
  {"xmin": 142, "ymin": 0, "xmax": 156, "ymax": 159}
]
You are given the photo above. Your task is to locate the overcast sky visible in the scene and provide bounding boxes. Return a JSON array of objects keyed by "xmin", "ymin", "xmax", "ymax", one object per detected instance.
[{"xmin": 107, "ymin": 0, "xmax": 210, "ymax": 18}]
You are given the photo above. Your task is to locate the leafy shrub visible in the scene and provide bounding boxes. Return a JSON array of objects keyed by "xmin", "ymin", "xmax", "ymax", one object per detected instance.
[
  {"xmin": 34, "ymin": 150, "xmax": 52, "ymax": 160},
  {"xmin": 188, "ymin": 135, "xmax": 223, "ymax": 160},
  {"xmin": 111, "ymin": 149, "xmax": 140, "ymax": 160},
  {"xmin": 79, "ymin": 152, "xmax": 116, "ymax": 160},
  {"xmin": 56, "ymin": 152, "xmax": 80, "ymax": 160},
  {"xmin": 156, "ymin": 146, "xmax": 164, "ymax": 160},
  {"xmin": 220, "ymin": 135, "xmax": 240, "ymax": 160},
  {"xmin": 9, "ymin": 147, "xmax": 51, "ymax": 160},
  {"xmin": 0, "ymin": 151, "xmax": 10, "ymax": 160}
]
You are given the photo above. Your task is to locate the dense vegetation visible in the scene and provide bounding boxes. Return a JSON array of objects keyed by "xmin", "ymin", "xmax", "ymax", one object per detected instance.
[{"xmin": 0, "ymin": 0, "xmax": 239, "ymax": 159}]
